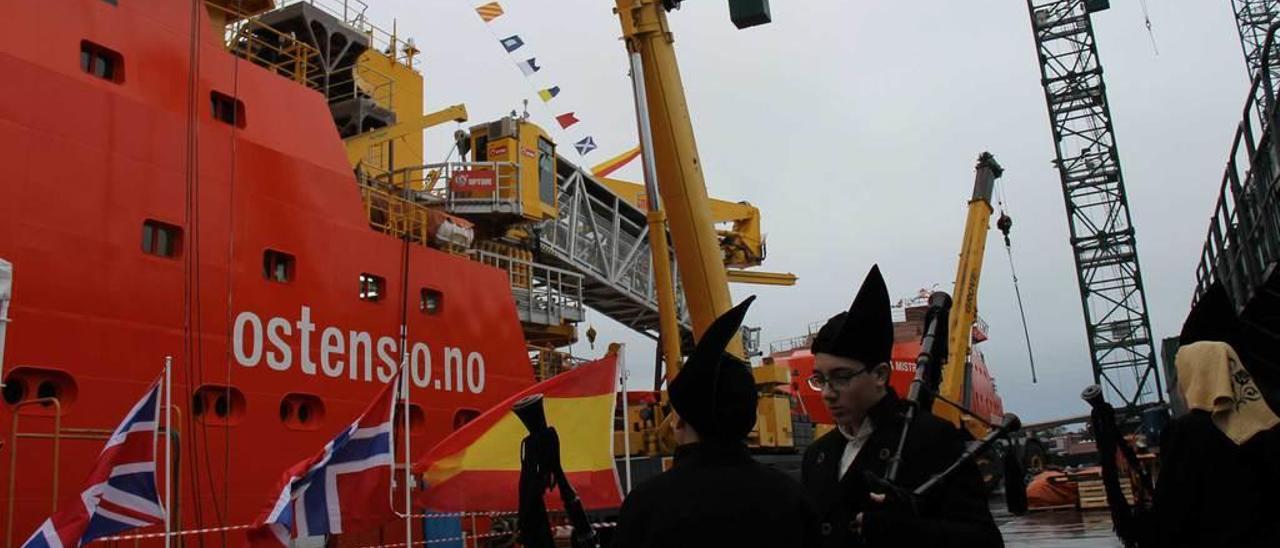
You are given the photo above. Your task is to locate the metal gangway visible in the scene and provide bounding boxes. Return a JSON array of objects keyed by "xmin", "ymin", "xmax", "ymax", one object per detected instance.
[
  {"xmin": 535, "ymin": 158, "xmax": 694, "ymax": 345},
  {"xmin": 363, "ymin": 156, "xmax": 695, "ymax": 347},
  {"xmin": 1194, "ymin": 23, "xmax": 1280, "ymax": 315},
  {"xmin": 1192, "ymin": 22, "xmax": 1280, "ymax": 406}
]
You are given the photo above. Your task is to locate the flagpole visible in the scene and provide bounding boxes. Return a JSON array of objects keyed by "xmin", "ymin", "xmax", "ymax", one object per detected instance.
[
  {"xmin": 164, "ymin": 355, "xmax": 173, "ymax": 548},
  {"xmin": 618, "ymin": 350, "xmax": 632, "ymax": 495},
  {"xmin": 401, "ymin": 328, "xmax": 412, "ymax": 548}
]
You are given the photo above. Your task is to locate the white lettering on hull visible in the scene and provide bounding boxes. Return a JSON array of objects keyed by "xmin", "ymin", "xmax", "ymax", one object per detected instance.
[{"xmin": 232, "ymin": 306, "xmax": 489, "ymax": 393}]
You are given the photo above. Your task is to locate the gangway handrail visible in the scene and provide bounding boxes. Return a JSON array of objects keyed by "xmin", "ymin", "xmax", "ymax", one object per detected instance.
[
  {"xmin": 1195, "ymin": 20, "xmax": 1280, "ymax": 308},
  {"xmin": 468, "ymin": 249, "xmax": 586, "ymax": 327},
  {"xmin": 276, "ymin": 0, "xmax": 419, "ymax": 68}
]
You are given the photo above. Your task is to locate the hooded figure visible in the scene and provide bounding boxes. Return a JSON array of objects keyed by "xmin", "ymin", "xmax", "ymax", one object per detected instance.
[
  {"xmin": 613, "ymin": 296, "xmax": 819, "ymax": 548},
  {"xmin": 1152, "ymin": 299, "xmax": 1280, "ymax": 547},
  {"xmin": 800, "ymin": 265, "xmax": 1001, "ymax": 548},
  {"xmin": 1177, "ymin": 282, "xmax": 1280, "ymax": 410}
]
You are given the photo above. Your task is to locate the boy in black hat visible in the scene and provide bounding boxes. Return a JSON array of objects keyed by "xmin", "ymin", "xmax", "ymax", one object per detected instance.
[
  {"xmin": 613, "ymin": 297, "xmax": 819, "ymax": 548},
  {"xmin": 799, "ymin": 266, "xmax": 1002, "ymax": 548}
]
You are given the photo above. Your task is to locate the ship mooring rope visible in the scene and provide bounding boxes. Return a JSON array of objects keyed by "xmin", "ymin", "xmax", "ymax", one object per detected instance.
[{"xmin": 92, "ymin": 515, "xmax": 615, "ymax": 544}]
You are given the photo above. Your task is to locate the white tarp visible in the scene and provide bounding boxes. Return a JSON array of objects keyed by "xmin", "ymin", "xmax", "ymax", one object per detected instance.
[{"xmin": 0, "ymin": 259, "xmax": 11, "ymax": 385}]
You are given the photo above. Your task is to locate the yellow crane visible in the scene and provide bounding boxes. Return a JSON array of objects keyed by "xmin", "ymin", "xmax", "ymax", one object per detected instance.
[
  {"xmin": 933, "ymin": 152, "xmax": 1003, "ymax": 435},
  {"xmin": 614, "ymin": 0, "xmax": 772, "ymax": 376},
  {"xmin": 591, "ymin": 176, "xmax": 796, "ymax": 285}
]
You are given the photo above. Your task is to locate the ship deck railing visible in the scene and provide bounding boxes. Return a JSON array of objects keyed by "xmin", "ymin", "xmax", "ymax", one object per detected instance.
[
  {"xmin": 356, "ymin": 175, "xmax": 433, "ymax": 246},
  {"xmin": 528, "ymin": 347, "xmax": 595, "ymax": 382},
  {"xmin": 275, "ymin": 0, "xmax": 423, "ymax": 70},
  {"xmin": 470, "ymin": 249, "xmax": 586, "ymax": 328},
  {"xmin": 345, "ymin": 62, "xmax": 395, "ymax": 109},
  {"xmin": 1195, "ymin": 21, "xmax": 1280, "ymax": 311},
  {"xmin": 383, "ymin": 161, "xmax": 525, "ymax": 218},
  {"xmin": 208, "ymin": 2, "xmax": 326, "ymax": 92},
  {"xmin": 768, "ymin": 334, "xmax": 812, "ymax": 356}
]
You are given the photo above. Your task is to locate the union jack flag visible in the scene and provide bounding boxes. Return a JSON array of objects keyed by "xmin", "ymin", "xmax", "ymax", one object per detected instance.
[
  {"xmin": 247, "ymin": 373, "xmax": 401, "ymax": 546},
  {"xmin": 21, "ymin": 380, "xmax": 165, "ymax": 548}
]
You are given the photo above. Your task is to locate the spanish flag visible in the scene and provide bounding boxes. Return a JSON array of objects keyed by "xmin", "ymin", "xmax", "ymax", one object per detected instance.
[{"xmin": 413, "ymin": 355, "xmax": 622, "ymax": 511}]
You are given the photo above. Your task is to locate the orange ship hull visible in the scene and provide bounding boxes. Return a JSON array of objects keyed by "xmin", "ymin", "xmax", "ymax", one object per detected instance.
[{"xmin": 0, "ymin": 1, "xmax": 536, "ymax": 543}]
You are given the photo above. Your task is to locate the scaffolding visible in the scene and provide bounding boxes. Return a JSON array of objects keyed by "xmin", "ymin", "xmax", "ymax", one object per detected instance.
[{"xmin": 1233, "ymin": 0, "xmax": 1280, "ymax": 111}]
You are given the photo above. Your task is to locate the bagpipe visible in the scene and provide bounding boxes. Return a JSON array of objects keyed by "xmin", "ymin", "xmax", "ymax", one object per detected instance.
[
  {"xmin": 512, "ymin": 393, "xmax": 601, "ymax": 548},
  {"xmin": 871, "ymin": 291, "xmax": 1029, "ymax": 516},
  {"xmin": 1080, "ymin": 385, "xmax": 1157, "ymax": 548}
]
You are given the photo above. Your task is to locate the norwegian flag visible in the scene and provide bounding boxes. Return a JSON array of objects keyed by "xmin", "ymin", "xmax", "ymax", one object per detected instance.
[
  {"xmin": 21, "ymin": 380, "xmax": 165, "ymax": 548},
  {"xmin": 247, "ymin": 372, "xmax": 401, "ymax": 546}
]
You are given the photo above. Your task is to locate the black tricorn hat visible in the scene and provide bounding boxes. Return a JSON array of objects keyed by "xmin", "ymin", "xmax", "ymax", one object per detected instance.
[
  {"xmin": 811, "ymin": 265, "xmax": 893, "ymax": 366},
  {"xmin": 668, "ymin": 296, "xmax": 758, "ymax": 442}
]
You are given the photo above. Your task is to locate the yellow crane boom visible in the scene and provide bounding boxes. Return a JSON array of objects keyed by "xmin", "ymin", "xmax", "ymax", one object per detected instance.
[
  {"xmin": 344, "ymin": 103, "xmax": 469, "ymax": 166},
  {"xmin": 933, "ymin": 152, "xmax": 1003, "ymax": 431},
  {"xmin": 615, "ymin": 0, "xmax": 742, "ymax": 361}
]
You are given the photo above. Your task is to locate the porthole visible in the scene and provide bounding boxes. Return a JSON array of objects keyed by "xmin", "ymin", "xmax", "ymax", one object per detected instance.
[
  {"xmin": 0, "ymin": 368, "xmax": 79, "ymax": 414},
  {"xmin": 280, "ymin": 393, "xmax": 325, "ymax": 431},
  {"xmin": 2, "ymin": 379, "xmax": 26, "ymax": 405},
  {"xmin": 192, "ymin": 385, "xmax": 245, "ymax": 425}
]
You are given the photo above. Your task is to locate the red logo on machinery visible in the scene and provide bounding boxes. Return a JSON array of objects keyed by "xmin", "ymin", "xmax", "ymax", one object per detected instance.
[{"xmin": 450, "ymin": 169, "xmax": 497, "ymax": 192}]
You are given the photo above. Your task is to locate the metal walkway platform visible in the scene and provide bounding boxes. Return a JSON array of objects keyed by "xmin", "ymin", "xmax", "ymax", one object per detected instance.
[
  {"xmin": 536, "ymin": 159, "xmax": 694, "ymax": 346},
  {"xmin": 376, "ymin": 157, "xmax": 697, "ymax": 348}
]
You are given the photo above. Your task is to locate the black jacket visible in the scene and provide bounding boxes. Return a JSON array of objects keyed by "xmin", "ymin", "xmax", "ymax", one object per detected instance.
[
  {"xmin": 612, "ymin": 441, "xmax": 819, "ymax": 548},
  {"xmin": 800, "ymin": 392, "xmax": 1002, "ymax": 548},
  {"xmin": 1154, "ymin": 411, "xmax": 1280, "ymax": 548}
]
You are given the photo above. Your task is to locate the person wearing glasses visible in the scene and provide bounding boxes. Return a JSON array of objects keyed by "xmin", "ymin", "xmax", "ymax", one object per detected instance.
[{"xmin": 799, "ymin": 266, "xmax": 1002, "ymax": 548}]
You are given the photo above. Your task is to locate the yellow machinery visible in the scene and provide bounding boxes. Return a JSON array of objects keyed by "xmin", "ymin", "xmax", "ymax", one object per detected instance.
[
  {"xmin": 609, "ymin": 0, "xmax": 798, "ymax": 454},
  {"xmin": 344, "ymin": 103, "xmax": 468, "ymax": 168},
  {"xmin": 615, "ymin": 363, "xmax": 796, "ymax": 457},
  {"xmin": 594, "ymin": 177, "xmax": 797, "ymax": 286},
  {"xmin": 615, "ymin": 0, "xmax": 741, "ymax": 361},
  {"xmin": 932, "ymin": 152, "xmax": 1004, "ymax": 437},
  {"xmin": 749, "ymin": 364, "xmax": 794, "ymax": 449},
  {"xmin": 463, "ymin": 117, "xmax": 561, "ymax": 223}
]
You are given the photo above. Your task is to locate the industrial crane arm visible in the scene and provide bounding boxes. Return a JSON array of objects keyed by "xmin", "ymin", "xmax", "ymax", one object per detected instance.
[
  {"xmin": 344, "ymin": 104, "xmax": 469, "ymax": 165},
  {"xmin": 933, "ymin": 152, "xmax": 1003, "ymax": 431}
]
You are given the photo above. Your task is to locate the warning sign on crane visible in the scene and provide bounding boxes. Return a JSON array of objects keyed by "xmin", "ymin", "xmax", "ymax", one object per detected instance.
[{"xmin": 450, "ymin": 169, "xmax": 497, "ymax": 192}]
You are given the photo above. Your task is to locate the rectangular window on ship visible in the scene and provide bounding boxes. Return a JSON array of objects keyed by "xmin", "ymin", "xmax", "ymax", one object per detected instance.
[
  {"xmin": 359, "ymin": 273, "xmax": 385, "ymax": 302},
  {"xmin": 141, "ymin": 220, "xmax": 182, "ymax": 258},
  {"xmin": 211, "ymin": 91, "xmax": 246, "ymax": 128},
  {"xmin": 79, "ymin": 41, "xmax": 123, "ymax": 83},
  {"xmin": 263, "ymin": 250, "xmax": 295, "ymax": 283}
]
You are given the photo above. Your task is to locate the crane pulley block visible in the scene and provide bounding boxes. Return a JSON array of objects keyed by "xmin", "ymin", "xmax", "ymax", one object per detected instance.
[{"xmin": 729, "ymin": 0, "xmax": 771, "ymax": 29}]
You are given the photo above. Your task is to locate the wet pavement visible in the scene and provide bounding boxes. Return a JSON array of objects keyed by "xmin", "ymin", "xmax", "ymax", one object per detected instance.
[{"xmin": 994, "ymin": 502, "xmax": 1123, "ymax": 547}]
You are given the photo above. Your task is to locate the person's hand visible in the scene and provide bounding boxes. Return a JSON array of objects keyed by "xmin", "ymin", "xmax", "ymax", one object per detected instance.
[
  {"xmin": 853, "ymin": 494, "xmax": 885, "ymax": 535},
  {"xmin": 862, "ymin": 472, "xmax": 920, "ymax": 516}
]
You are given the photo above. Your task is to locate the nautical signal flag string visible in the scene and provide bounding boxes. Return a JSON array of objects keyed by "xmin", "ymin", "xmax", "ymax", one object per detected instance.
[{"xmin": 468, "ymin": 0, "xmax": 604, "ymax": 158}]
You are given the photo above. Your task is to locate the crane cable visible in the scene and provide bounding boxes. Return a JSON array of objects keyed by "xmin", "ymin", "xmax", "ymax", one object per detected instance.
[
  {"xmin": 1138, "ymin": 0, "xmax": 1159, "ymax": 56},
  {"xmin": 995, "ymin": 191, "xmax": 1038, "ymax": 384}
]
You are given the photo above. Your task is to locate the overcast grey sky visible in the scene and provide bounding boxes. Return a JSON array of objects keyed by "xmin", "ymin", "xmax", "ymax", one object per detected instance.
[{"xmin": 369, "ymin": 0, "xmax": 1249, "ymax": 422}]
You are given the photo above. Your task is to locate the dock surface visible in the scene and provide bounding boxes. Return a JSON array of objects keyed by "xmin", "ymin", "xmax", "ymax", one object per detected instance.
[{"xmin": 995, "ymin": 503, "xmax": 1123, "ymax": 547}]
